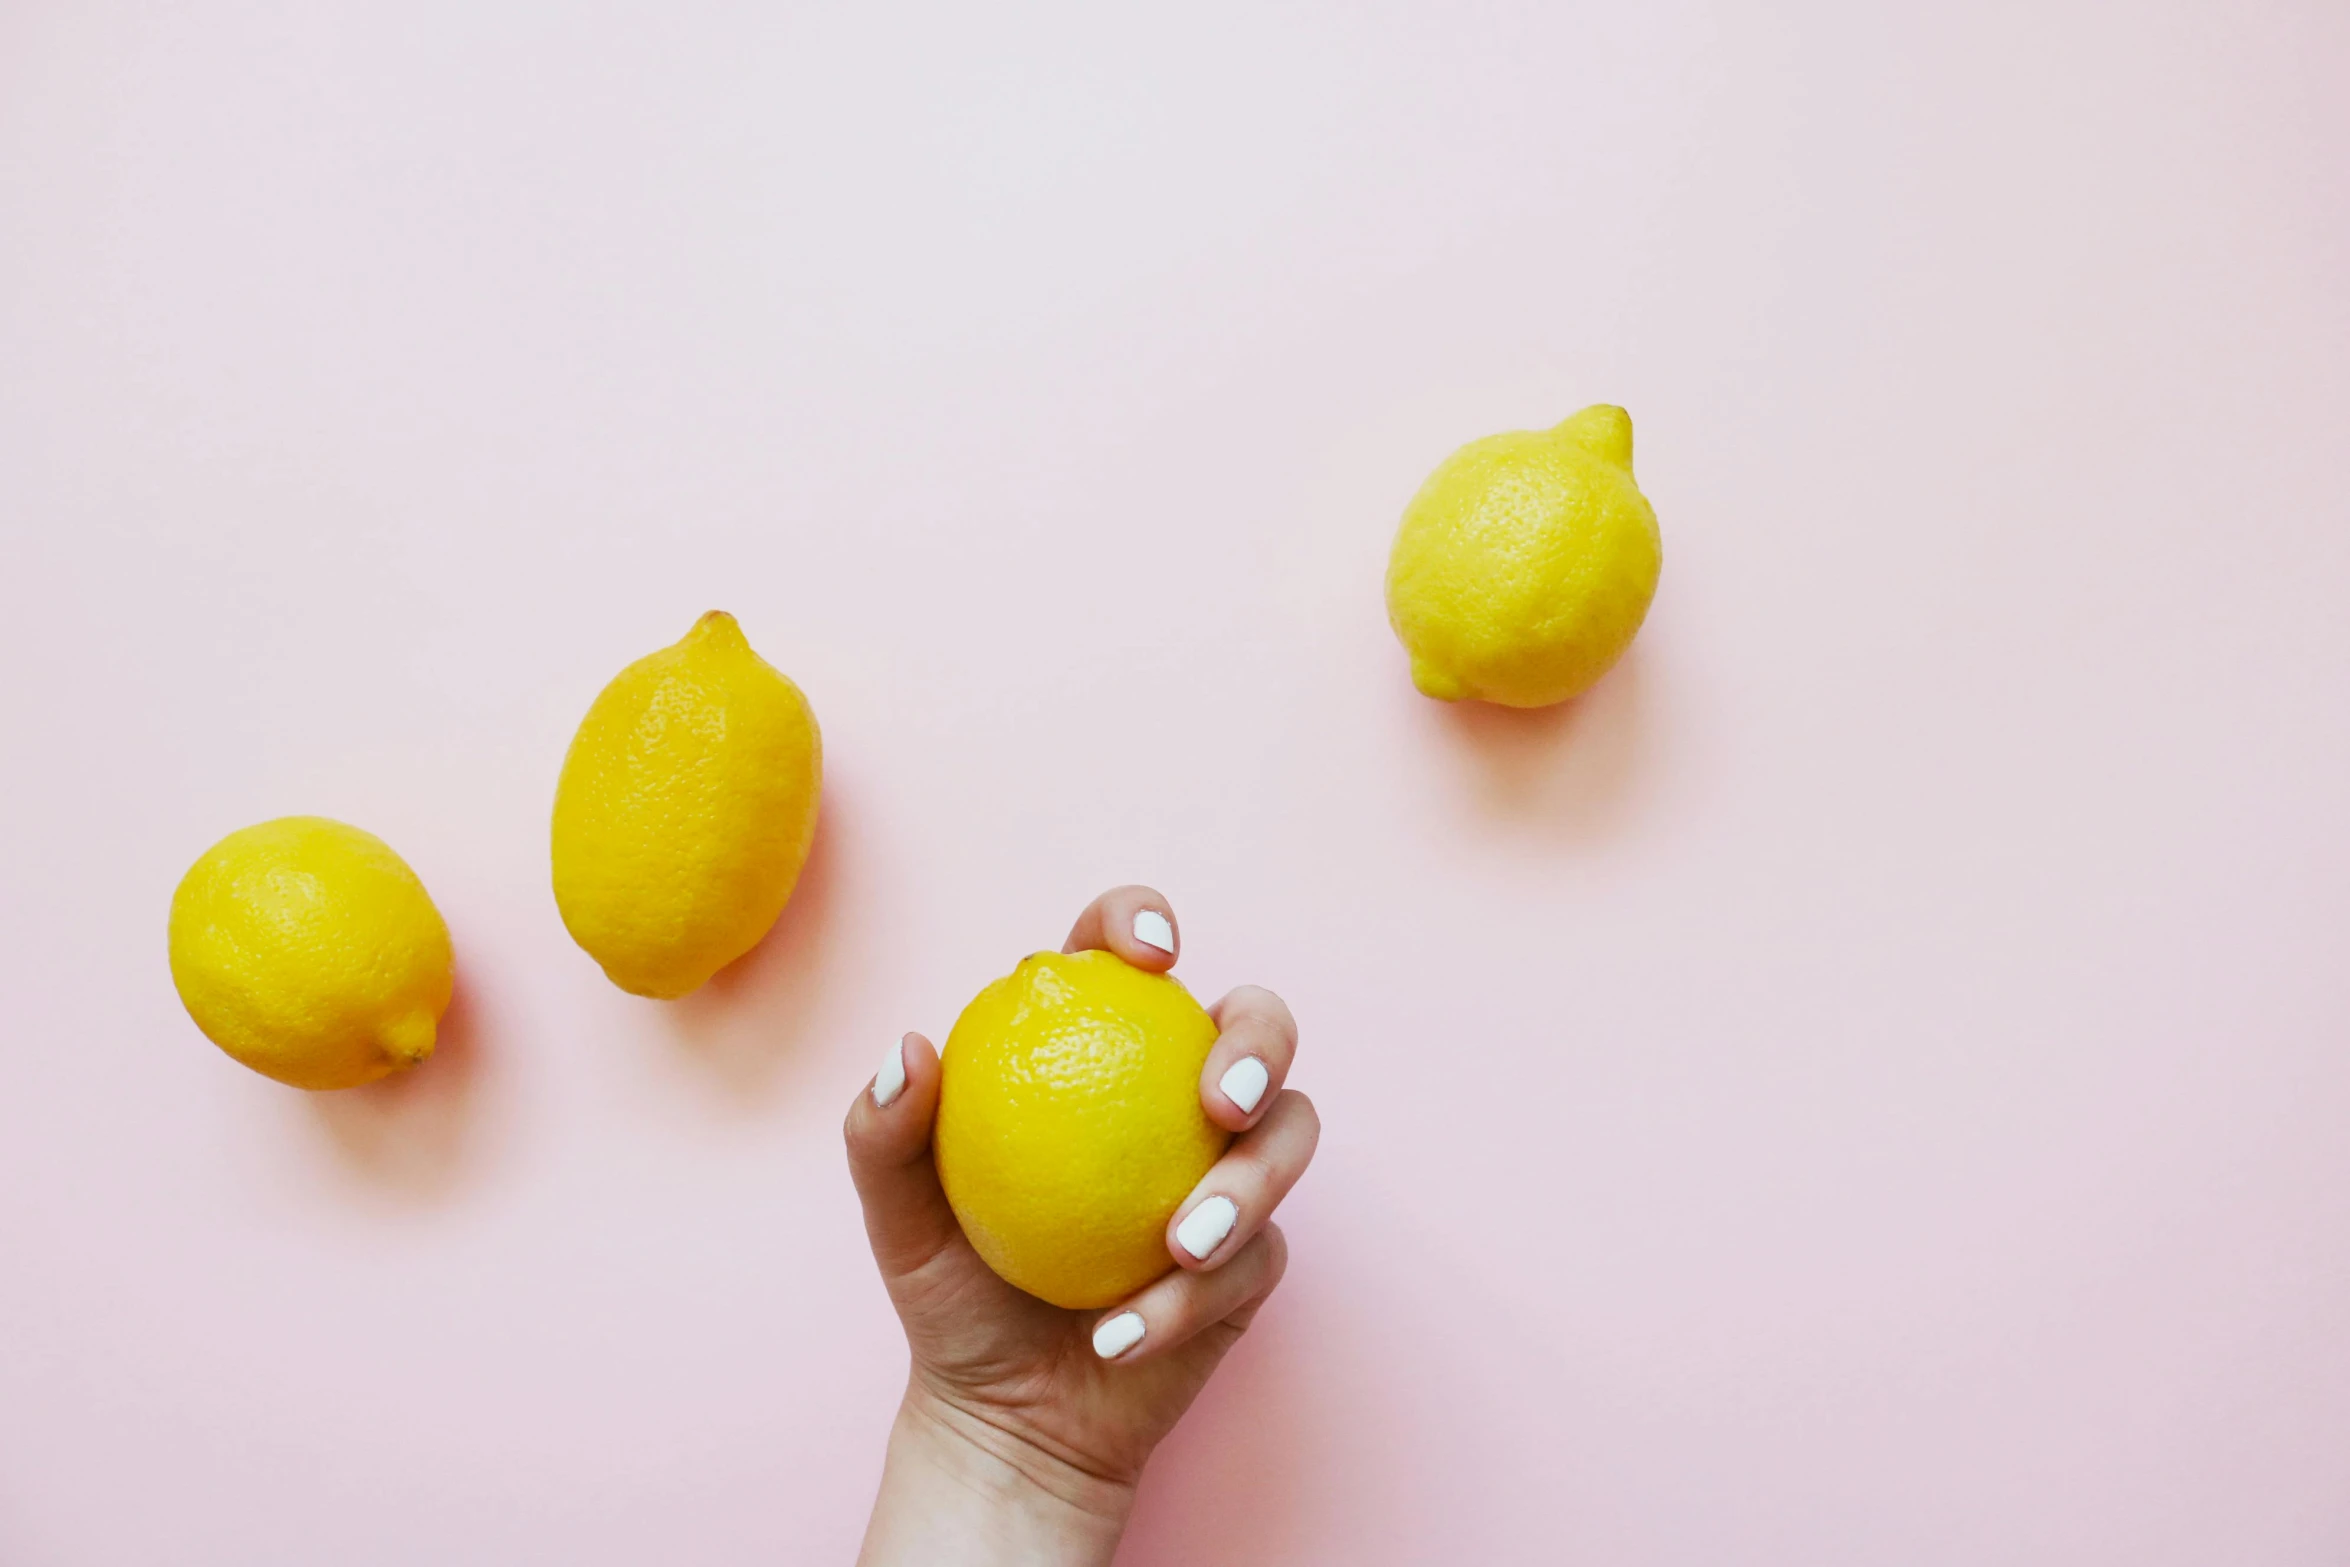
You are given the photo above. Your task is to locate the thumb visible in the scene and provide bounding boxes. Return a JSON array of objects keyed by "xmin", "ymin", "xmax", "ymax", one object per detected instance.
[{"xmin": 843, "ymin": 1031, "xmax": 965, "ymax": 1282}]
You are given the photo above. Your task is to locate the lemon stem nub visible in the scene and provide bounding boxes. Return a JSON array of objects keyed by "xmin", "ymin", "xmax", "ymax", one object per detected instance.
[
  {"xmin": 1554, "ymin": 404, "xmax": 1634, "ymax": 471},
  {"xmin": 1409, "ymin": 656, "xmax": 1468, "ymax": 702},
  {"xmin": 379, "ymin": 1012, "xmax": 438, "ymax": 1068}
]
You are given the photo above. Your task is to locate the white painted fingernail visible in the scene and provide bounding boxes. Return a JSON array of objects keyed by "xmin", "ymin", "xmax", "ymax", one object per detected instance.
[
  {"xmin": 1175, "ymin": 1195, "xmax": 1239, "ymax": 1260},
  {"xmin": 1093, "ymin": 1311, "xmax": 1146, "ymax": 1359},
  {"xmin": 1218, "ymin": 1056, "xmax": 1270, "ymax": 1114},
  {"xmin": 873, "ymin": 1039, "xmax": 906, "ymax": 1107},
  {"xmin": 1132, "ymin": 909, "xmax": 1175, "ymax": 954}
]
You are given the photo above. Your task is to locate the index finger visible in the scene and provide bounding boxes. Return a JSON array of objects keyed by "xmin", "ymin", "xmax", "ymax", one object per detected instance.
[{"xmin": 1062, "ymin": 884, "xmax": 1180, "ymax": 972}]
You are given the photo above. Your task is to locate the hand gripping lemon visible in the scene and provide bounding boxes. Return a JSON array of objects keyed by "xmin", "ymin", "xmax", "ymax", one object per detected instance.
[
  {"xmin": 551, "ymin": 611, "xmax": 822, "ymax": 999},
  {"xmin": 168, "ymin": 816, "xmax": 455, "ymax": 1090},
  {"xmin": 935, "ymin": 950, "xmax": 1228, "ymax": 1310},
  {"xmin": 1385, "ymin": 403, "xmax": 1661, "ymax": 708}
]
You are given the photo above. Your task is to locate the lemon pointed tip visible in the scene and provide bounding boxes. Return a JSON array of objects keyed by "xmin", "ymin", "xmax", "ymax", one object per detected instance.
[
  {"xmin": 1409, "ymin": 657, "xmax": 1468, "ymax": 702},
  {"xmin": 688, "ymin": 610, "xmax": 746, "ymax": 646},
  {"xmin": 379, "ymin": 1011, "xmax": 438, "ymax": 1068},
  {"xmin": 1555, "ymin": 404, "xmax": 1634, "ymax": 469},
  {"xmin": 601, "ymin": 961, "xmax": 703, "ymax": 1001}
]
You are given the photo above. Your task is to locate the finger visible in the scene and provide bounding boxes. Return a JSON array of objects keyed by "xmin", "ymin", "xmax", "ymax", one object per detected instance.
[
  {"xmin": 842, "ymin": 1031, "xmax": 962, "ymax": 1281},
  {"xmin": 1201, "ymin": 985, "xmax": 1298, "ymax": 1132},
  {"xmin": 1167, "ymin": 1090, "xmax": 1319, "ymax": 1271},
  {"xmin": 1061, "ymin": 884, "xmax": 1179, "ymax": 971},
  {"xmin": 1090, "ymin": 1224, "xmax": 1289, "ymax": 1364}
]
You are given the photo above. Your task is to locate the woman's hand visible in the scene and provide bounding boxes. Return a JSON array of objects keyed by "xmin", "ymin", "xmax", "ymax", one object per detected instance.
[{"xmin": 847, "ymin": 886, "xmax": 1319, "ymax": 1567}]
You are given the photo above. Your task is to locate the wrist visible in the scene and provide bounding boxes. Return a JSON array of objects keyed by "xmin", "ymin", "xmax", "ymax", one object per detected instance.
[{"xmin": 857, "ymin": 1384, "xmax": 1136, "ymax": 1567}]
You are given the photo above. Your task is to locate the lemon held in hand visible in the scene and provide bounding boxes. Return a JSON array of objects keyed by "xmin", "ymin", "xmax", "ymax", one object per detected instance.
[
  {"xmin": 936, "ymin": 950, "xmax": 1228, "ymax": 1311},
  {"xmin": 1386, "ymin": 403, "xmax": 1662, "ymax": 708},
  {"xmin": 168, "ymin": 816, "xmax": 454, "ymax": 1090},
  {"xmin": 551, "ymin": 611, "xmax": 822, "ymax": 999}
]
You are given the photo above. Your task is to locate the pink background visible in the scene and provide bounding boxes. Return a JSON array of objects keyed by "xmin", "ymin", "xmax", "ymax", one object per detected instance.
[{"xmin": 4, "ymin": 3, "xmax": 2348, "ymax": 1562}]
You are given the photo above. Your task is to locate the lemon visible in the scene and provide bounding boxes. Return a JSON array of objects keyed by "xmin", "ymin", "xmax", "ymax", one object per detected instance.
[
  {"xmin": 1385, "ymin": 403, "xmax": 1662, "ymax": 707},
  {"xmin": 167, "ymin": 816, "xmax": 454, "ymax": 1090},
  {"xmin": 551, "ymin": 611, "xmax": 821, "ymax": 999},
  {"xmin": 935, "ymin": 950, "xmax": 1229, "ymax": 1310}
]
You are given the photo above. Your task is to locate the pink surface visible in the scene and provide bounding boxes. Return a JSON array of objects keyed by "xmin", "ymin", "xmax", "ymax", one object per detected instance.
[{"xmin": 4, "ymin": 4, "xmax": 2348, "ymax": 1562}]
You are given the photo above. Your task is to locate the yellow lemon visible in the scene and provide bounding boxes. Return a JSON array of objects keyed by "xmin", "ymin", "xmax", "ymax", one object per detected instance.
[
  {"xmin": 1385, "ymin": 403, "xmax": 1662, "ymax": 707},
  {"xmin": 935, "ymin": 950, "xmax": 1228, "ymax": 1310},
  {"xmin": 168, "ymin": 816, "xmax": 454, "ymax": 1090},
  {"xmin": 551, "ymin": 611, "xmax": 821, "ymax": 999}
]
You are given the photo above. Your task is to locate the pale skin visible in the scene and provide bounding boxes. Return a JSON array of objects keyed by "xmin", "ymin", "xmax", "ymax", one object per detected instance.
[{"xmin": 847, "ymin": 886, "xmax": 1321, "ymax": 1566}]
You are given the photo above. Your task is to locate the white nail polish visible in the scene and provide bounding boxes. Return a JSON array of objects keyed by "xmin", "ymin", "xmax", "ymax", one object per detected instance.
[
  {"xmin": 1093, "ymin": 1311, "xmax": 1146, "ymax": 1360},
  {"xmin": 1175, "ymin": 1195, "xmax": 1239, "ymax": 1260},
  {"xmin": 873, "ymin": 1040, "xmax": 906, "ymax": 1107},
  {"xmin": 1132, "ymin": 909, "xmax": 1175, "ymax": 954},
  {"xmin": 1218, "ymin": 1056, "xmax": 1270, "ymax": 1115}
]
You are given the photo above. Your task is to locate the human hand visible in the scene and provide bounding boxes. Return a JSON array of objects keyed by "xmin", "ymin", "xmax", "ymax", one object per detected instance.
[{"xmin": 848, "ymin": 886, "xmax": 1319, "ymax": 1567}]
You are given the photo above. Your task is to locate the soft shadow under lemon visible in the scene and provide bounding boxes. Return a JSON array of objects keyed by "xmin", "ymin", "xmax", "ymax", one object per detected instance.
[
  {"xmin": 308, "ymin": 970, "xmax": 490, "ymax": 1201},
  {"xmin": 662, "ymin": 797, "xmax": 846, "ymax": 1105},
  {"xmin": 1426, "ymin": 644, "xmax": 1654, "ymax": 844}
]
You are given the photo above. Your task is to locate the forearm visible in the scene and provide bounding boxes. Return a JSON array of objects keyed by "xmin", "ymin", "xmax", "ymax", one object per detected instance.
[{"xmin": 856, "ymin": 1388, "xmax": 1135, "ymax": 1567}]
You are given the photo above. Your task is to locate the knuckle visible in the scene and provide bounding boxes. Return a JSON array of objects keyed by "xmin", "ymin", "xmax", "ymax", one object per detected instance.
[
  {"xmin": 1257, "ymin": 1226, "xmax": 1290, "ymax": 1287},
  {"xmin": 1245, "ymin": 984, "xmax": 1296, "ymax": 1022},
  {"xmin": 1163, "ymin": 1271, "xmax": 1214, "ymax": 1326},
  {"xmin": 1222, "ymin": 996, "xmax": 1297, "ymax": 1055},
  {"xmin": 1252, "ymin": 988, "xmax": 1299, "ymax": 1040},
  {"xmin": 1228, "ymin": 1148, "xmax": 1278, "ymax": 1195}
]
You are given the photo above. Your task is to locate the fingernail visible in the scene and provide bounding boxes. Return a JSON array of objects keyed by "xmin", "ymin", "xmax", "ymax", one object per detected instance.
[
  {"xmin": 1175, "ymin": 1195, "xmax": 1239, "ymax": 1260},
  {"xmin": 1132, "ymin": 909, "xmax": 1175, "ymax": 954},
  {"xmin": 1218, "ymin": 1056, "xmax": 1270, "ymax": 1114},
  {"xmin": 1093, "ymin": 1311, "xmax": 1146, "ymax": 1360},
  {"xmin": 873, "ymin": 1039, "xmax": 906, "ymax": 1107}
]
